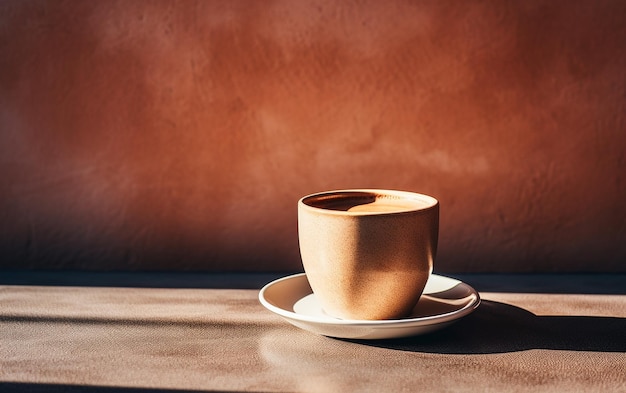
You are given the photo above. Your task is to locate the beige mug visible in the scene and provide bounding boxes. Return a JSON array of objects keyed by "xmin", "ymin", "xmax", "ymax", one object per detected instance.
[{"xmin": 298, "ymin": 189, "xmax": 439, "ymax": 320}]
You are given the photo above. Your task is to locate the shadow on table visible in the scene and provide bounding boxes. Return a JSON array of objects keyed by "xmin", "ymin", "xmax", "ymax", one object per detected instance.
[
  {"xmin": 0, "ymin": 270, "xmax": 286, "ymax": 289},
  {"xmin": 0, "ymin": 382, "xmax": 251, "ymax": 393},
  {"xmin": 346, "ymin": 300, "xmax": 626, "ymax": 354}
]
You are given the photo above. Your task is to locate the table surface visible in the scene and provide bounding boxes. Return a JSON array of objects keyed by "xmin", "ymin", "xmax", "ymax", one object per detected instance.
[{"xmin": 1, "ymin": 271, "xmax": 625, "ymax": 393}]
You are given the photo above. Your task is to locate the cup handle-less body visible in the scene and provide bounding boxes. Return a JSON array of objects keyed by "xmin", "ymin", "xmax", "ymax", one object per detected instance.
[{"xmin": 298, "ymin": 190, "xmax": 439, "ymax": 320}]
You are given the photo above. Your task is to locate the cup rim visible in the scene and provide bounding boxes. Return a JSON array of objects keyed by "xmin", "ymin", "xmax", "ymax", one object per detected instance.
[{"xmin": 298, "ymin": 189, "xmax": 438, "ymax": 216}]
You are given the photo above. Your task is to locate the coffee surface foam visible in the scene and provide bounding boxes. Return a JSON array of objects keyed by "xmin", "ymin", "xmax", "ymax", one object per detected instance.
[{"xmin": 310, "ymin": 194, "xmax": 425, "ymax": 213}]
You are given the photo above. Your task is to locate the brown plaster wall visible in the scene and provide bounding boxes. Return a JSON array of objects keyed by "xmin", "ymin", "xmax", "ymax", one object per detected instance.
[{"xmin": 1, "ymin": 0, "xmax": 625, "ymax": 272}]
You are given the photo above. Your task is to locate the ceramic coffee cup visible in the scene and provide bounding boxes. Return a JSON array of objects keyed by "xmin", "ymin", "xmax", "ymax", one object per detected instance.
[{"xmin": 298, "ymin": 189, "xmax": 439, "ymax": 320}]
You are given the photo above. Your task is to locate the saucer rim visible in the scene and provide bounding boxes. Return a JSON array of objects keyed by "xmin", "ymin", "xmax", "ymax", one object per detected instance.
[{"xmin": 258, "ymin": 272, "xmax": 480, "ymax": 327}]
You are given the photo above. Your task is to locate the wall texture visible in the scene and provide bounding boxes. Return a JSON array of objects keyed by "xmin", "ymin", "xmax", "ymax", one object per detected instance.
[{"xmin": 1, "ymin": 0, "xmax": 625, "ymax": 272}]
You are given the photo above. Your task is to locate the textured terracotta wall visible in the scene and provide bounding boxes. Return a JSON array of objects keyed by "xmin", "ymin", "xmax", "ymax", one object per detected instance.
[{"xmin": 1, "ymin": 0, "xmax": 625, "ymax": 272}]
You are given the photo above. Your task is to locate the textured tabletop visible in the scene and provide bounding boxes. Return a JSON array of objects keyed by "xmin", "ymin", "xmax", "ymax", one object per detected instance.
[{"xmin": 1, "ymin": 272, "xmax": 625, "ymax": 392}]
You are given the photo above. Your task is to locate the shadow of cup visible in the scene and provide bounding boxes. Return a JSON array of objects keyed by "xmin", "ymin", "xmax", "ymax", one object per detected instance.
[{"xmin": 345, "ymin": 300, "xmax": 626, "ymax": 354}]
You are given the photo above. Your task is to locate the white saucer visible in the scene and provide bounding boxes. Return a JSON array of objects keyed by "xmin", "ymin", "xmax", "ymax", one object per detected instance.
[{"xmin": 259, "ymin": 273, "xmax": 480, "ymax": 340}]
